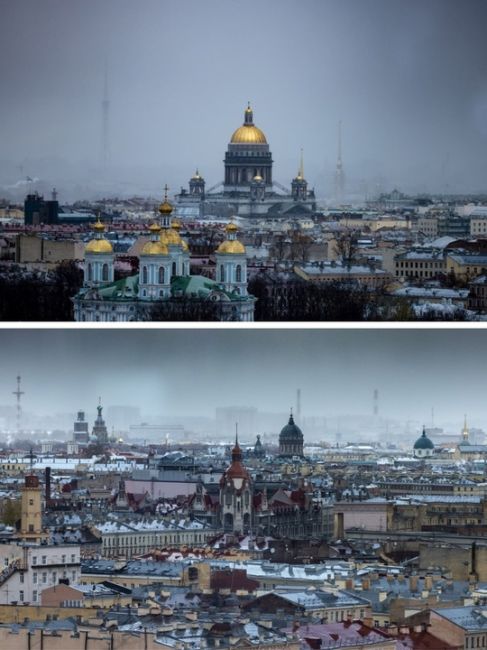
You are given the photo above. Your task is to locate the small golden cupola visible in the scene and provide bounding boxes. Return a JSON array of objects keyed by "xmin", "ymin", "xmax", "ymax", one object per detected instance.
[
  {"xmin": 85, "ymin": 218, "xmax": 113, "ymax": 254},
  {"xmin": 158, "ymin": 184, "xmax": 173, "ymax": 218},
  {"xmin": 142, "ymin": 223, "xmax": 169, "ymax": 256},
  {"xmin": 158, "ymin": 185, "xmax": 182, "ymax": 246},
  {"xmin": 216, "ymin": 222, "xmax": 246, "ymax": 255}
]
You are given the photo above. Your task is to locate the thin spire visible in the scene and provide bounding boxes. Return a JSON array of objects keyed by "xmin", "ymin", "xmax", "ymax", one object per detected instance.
[
  {"xmin": 299, "ymin": 148, "xmax": 304, "ymax": 179},
  {"xmin": 338, "ymin": 120, "xmax": 342, "ymax": 163},
  {"xmin": 235, "ymin": 422, "xmax": 238, "ymax": 445}
]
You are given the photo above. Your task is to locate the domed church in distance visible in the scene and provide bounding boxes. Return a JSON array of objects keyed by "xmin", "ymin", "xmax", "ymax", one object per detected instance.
[
  {"xmin": 177, "ymin": 103, "xmax": 317, "ymax": 219},
  {"xmin": 413, "ymin": 426, "xmax": 435, "ymax": 458},
  {"xmin": 279, "ymin": 411, "xmax": 304, "ymax": 458}
]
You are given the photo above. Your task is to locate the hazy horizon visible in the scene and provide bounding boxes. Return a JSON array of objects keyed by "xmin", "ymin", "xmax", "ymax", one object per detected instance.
[
  {"xmin": 2, "ymin": 0, "xmax": 487, "ymax": 201},
  {"xmin": 0, "ymin": 329, "xmax": 485, "ymax": 433}
]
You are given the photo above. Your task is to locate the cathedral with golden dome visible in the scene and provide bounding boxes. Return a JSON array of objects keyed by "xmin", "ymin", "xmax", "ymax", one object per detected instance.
[
  {"xmin": 72, "ymin": 190, "xmax": 255, "ymax": 322},
  {"xmin": 177, "ymin": 103, "xmax": 316, "ymax": 218}
]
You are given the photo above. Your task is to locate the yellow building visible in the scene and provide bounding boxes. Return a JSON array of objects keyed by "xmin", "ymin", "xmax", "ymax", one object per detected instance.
[
  {"xmin": 15, "ymin": 233, "xmax": 85, "ymax": 266},
  {"xmin": 446, "ymin": 253, "xmax": 487, "ymax": 282},
  {"xmin": 18, "ymin": 475, "xmax": 48, "ymax": 544}
]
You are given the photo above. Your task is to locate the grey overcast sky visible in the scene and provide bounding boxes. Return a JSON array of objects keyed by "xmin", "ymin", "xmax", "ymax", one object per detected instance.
[
  {"xmin": 0, "ymin": 328, "xmax": 485, "ymax": 423},
  {"xmin": 1, "ymin": 0, "xmax": 487, "ymax": 199}
]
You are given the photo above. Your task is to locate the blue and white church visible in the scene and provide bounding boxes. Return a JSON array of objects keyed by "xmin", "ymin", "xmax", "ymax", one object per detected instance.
[{"xmin": 72, "ymin": 192, "xmax": 255, "ymax": 322}]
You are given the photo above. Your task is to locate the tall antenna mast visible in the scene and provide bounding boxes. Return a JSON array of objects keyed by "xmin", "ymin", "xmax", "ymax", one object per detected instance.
[
  {"xmin": 101, "ymin": 64, "xmax": 110, "ymax": 167},
  {"xmin": 13, "ymin": 375, "xmax": 24, "ymax": 436},
  {"xmin": 334, "ymin": 120, "xmax": 345, "ymax": 204}
]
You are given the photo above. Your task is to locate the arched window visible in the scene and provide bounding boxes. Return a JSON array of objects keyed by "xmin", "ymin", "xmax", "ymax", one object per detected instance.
[
  {"xmin": 158, "ymin": 266, "xmax": 165, "ymax": 284},
  {"xmin": 142, "ymin": 266, "xmax": 148, "ymax": 284},
  {"xmin": 87, "ymin": 264, "xmax": 92, "ymax": 282},
  {"xmin": 236, "ymin": 265, "xmax": 242, "ymax": 282},
  {"xmin": 102, "ymin": 263, "xmax": 109, "ymax": 282},
  {"xmin": 172, "ymin": 261, "xmax": 177, "ymax": 276},
  {"xmin": 220, "ymin": 265, "xmax": 225, "ymax": 282}
]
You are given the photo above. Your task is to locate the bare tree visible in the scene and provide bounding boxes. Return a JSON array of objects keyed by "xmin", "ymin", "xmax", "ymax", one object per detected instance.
[{"xmin": 333, "ymin": 228, "xmax": 359, "ymax": 267}]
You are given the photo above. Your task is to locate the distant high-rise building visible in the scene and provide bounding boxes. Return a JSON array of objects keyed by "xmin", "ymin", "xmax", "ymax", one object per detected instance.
[
  {"xmin": 461, "ymin": 415, "xmax": 470, "ymax": 444},
  {"xmin": 334, "ymin": 120, "xmax": 345, "ymax": 204},
  {"xmin": 73, "ymin": 411, "xmax": 89, "ymax": 444},
  {"xmin": 24, "ymin": 192, "xmax": 59, "ymax": 225}
]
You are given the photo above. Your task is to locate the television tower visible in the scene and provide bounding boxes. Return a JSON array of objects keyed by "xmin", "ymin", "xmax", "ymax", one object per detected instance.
[
  {"xmin": 13, "ymin": 375, "xmax": 24, "ymax": 435},
  {"xmin": 334, "ymin": 120, "xmax": 345, "ymax": 205},
  {"xmin": 373, "ymin": 388, "xmax": 379, "ymax": 417},
  {"xmin": 101, "ymin": 66, "xmax": 110, "ymax": 166}
]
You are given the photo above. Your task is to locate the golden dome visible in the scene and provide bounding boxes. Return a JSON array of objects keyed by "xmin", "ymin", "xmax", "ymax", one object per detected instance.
[
  {"xmin": 149, "ymin": 222, "xmax": 161, "ymax": 233},
  {"xmin": 253, "ymin": 174, "xmax": 263, "ymax": 181},
  {"xmin": 159, "ymin": 200, "xmax": 173, "ymax": 215},
  {"xmin": 230, "ymin": 125, "xmax": 267, "ymax": 144},
  {"xmin": 216, "ymin": 240, "xmax": 246, "ymax": 255},
  {"xmin": 158, "ymin": 184, "xmax": 173, "ymax": 215},
  {"xmin": 225, "ymin": 222, "xmax": 238, "ymax": 233},
  {"xmin": 230, "ymin": 103, "xmax": 267, "ymax": 144},
  {"xmin": 141, "ymin": 240, "xmax": 169, "ymax": 256},
  {"xmin": 85, "ymin": 219, "xmax": 113, "ymax": 253},
  {"xmin": 93, "ymin": 220, "xmax": 106, "ymax": 232},
  {"xmin": 160, "ymin": 228, "xmax": 182, "ymax": 246},
  {"xmin": 85, "ymin": 238, "xmax": 113, "ymax": 254}
]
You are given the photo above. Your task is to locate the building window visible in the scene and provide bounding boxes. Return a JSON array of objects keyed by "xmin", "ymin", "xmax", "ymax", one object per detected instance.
[
  {"xmin": 236, "ymin": 265, "xmax": 242, "ymax": 282},
  {"xmin": 172, "ymin": 261, "xmax": 177, "ymax": 275},
  {"xmin": 41, "ymin": 556, "xmax": 46, "ymax": 565},
  {"xmin": 142, "ymin": 266, "xmax": 148, "ymax": 284},
  {"xmin": 102, "ymin": 263, "xmax": 109, "ymax": 281},
  {"xmin": 20, "ymin": 573, "xmax": 24, "ymax": 583},
  {"xmin": 19, "ymin": 591, "xmax": 24, "ymax": 602},
  {"xmin": 158, "ymin": 267, "xmax": 165, "ymax": 284},
  {"xmin": 88, "ymin": 264, "xmax": 92, "ymax": 281},
  {"xmin": 33, "ymin": 590, "xmax": 37, "ymax": 602},
  {"xmin": 42, "ymin": 572, "xmax": 47, "ymax": 583},
  {"xmin": 32, "ymin": 556, "xmax": 37, "ymax": 565},
  {"xmin": 33, "ymin": 573, "xmax": 37, "ymax": 584},
  {"xmin": 220, "ymin": 265, "xmax": 225, "ymax": 282}
]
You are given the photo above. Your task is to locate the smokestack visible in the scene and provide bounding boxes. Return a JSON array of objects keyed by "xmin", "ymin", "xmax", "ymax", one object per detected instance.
[{"xmin": 45, "ymin": 467, "xmax": 51, "ymax": 504}]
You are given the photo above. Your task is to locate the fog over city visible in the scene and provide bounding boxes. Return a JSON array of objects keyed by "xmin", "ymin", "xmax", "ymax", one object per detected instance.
[
  {"xmin": 0, "ymin": 327, "xmax": 485, "ymax": 433},
  {"xmin": 2, "ymin": 0, "xmax": 487, "ymax": 200}
]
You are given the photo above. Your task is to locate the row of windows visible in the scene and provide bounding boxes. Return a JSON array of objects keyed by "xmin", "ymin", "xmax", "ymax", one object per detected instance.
[
  {"xmin": 32, "ymin": 554, "xmax": 77, "ymax": 565},
  {"xmin": 30, "ymin": 569, "xmax": 77, "ymax": 584},
  {"xmin": 103, "ymin": 531, "xmax": 209, "ymax": 547},
  {"xmin": 397, "ymin": 261, "xmax": 443, "ymax": 269}
]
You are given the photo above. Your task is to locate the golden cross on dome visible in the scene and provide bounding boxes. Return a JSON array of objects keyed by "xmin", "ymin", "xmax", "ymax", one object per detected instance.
[{"xmin": 163, "ymin": 184, "xmax": 170, "ymax": 201}]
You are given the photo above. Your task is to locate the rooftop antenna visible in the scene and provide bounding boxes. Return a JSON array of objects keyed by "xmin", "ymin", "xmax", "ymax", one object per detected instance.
[{"xmin": 13, "ymin": 375, "xmax": 24, "ymax": 436}]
